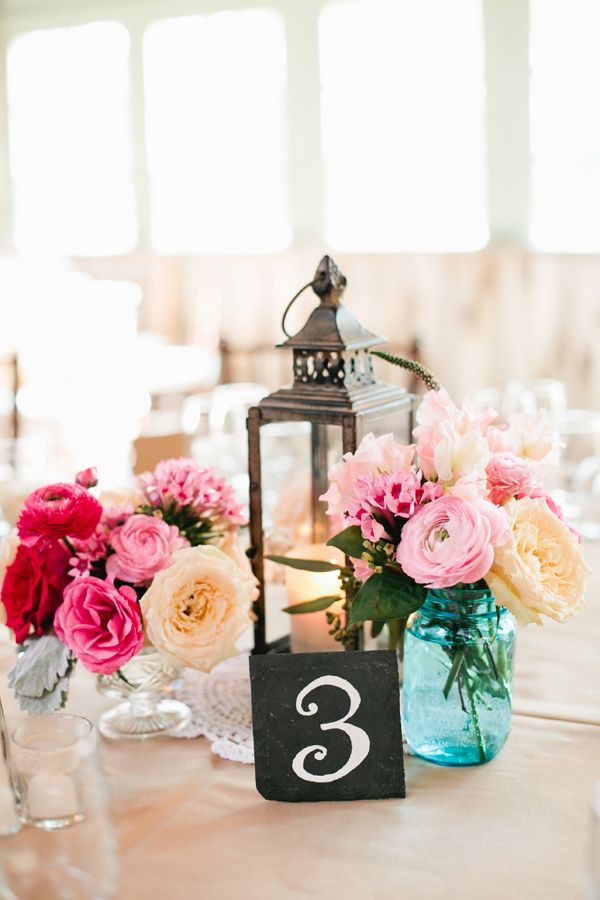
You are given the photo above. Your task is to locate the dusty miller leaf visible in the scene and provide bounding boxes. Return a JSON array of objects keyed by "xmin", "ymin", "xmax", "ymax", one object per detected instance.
[
  {"xmin": 8, "ymin": 635, "xmax": 75, "ymax": 714},
  {"xmin": 16, "ymin": 674, "xmax": 72, "ymax": 715}
]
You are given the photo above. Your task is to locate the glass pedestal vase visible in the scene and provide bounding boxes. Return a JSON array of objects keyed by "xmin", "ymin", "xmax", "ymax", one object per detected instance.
[
  {"xmin": 403, "ymin": 587, "xmax": 515, "ymax": 767},
  {"xmin": 97, "ymin": 648, "xmax": 191, "ymax": 741}
]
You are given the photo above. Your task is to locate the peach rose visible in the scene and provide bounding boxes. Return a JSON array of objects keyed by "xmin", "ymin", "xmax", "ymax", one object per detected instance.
[
  {"xmin": 486, "ymin": 497, "xmax": 589, "ymax": 626},
  {"xmin": 140, "ymin": 546, "xmax": 256, "ymax": 671}
]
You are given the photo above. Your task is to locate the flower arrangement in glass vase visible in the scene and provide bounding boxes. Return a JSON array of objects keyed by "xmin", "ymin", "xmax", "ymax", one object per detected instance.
[
  {"xmin": 1, "ymin": 459, "xmax": 256, "ymax": 740},
  {"xmin": 273, "ymin": 356, "xmax": 590, "ymax": 766}
]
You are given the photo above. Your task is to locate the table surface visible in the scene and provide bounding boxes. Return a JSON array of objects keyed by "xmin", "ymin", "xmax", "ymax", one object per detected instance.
[{"xmin": 1, "ymin": 547, "xmax": 599, "ymax": 900}]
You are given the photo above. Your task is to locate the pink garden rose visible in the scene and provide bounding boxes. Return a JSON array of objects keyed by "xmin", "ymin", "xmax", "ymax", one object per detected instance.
[
  {"xmin": 75, "ymin": 467, "xmax": 98, "ymax": 489},
  {"xmin": 486, "ymin": 452, "xmax": 540, "ymax": 506},
  {"xmin": 17, "ymin": 483, "xmax": 102, "ymax": 547},
  {"xmin": 54, "ymin": 577, "xmax": 144, "ymax": 674},
  {"xmin": 106, "ymin": 514, "xmax": 187, "ymax": 584},
  {"xmin": 396, "ymin": 495, "xmax": 507, "ymax": 589}
]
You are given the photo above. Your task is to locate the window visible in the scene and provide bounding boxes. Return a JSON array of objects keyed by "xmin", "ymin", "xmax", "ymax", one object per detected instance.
[
  {"xmin": 530, "ymin": 0, "xmax": 600, "ymax": 251},
  {"xmin": 144, "ymin": 9, "xmax": 291, "ymax": 254},
  {"xmin": 7, "ymin": 21, "xmax": 136, "ymax": 256},
  {"xmin": 319, "ymin": 0, "xmax": 488, "ymax": 252}
]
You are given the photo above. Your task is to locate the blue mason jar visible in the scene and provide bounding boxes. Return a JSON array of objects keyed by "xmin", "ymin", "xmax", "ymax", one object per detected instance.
[{"xmin": 403, "ymin": 586, "xmax": 516, "ymax": 766}]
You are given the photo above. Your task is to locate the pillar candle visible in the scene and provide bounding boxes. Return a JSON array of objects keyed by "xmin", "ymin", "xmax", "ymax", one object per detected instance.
[{"xmin": 284, "ymin": 544, "xmax": 345, "ymax": 653}]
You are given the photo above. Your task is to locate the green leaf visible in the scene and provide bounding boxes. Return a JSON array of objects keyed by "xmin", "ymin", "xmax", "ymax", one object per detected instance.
[
  {"xmin": 326, "ymin": 525, "xmax": 365, "ymax": 559},
  {"xmin": 349, "ymin": 566, "xmax": 426, "ymax": 623},
  {"xmin": 443, "ymin": 650, "xmax": 465, "ymax": 699},
  {"xmin": 370, "ymin": 620, "xmax": 386, "ymax": 639},
  {"xmin": 282, "ymin": 596, "xmax": 340, "ymax": 614},
  {"xmin": 266, "ymin": 555, "xmax": 340, "ymax": 573}
]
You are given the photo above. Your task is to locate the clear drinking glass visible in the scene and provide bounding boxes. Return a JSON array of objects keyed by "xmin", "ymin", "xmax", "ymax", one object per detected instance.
[
  {"xmin": 502, "ymin": 378, "xmax": 567, "ymax": 418},
  {"xmin": 0, "ymin": 714, "xmax": 117, "ymax": 898},
  {"xmin": 549, "ymin": 410, "xmax": 600, "ymax": 539}
]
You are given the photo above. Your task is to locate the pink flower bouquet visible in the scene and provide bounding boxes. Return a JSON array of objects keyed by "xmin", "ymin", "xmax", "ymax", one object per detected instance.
[
  {"xmin": 321, "ymin": 385, "xmax": 587, "ymax": 629},
  {"xmin": 2, "ymin": 459, "xmax": 255, "ymax": 714},
  {"xmin": 316, "ymin": 358, "xmax": 589, "ymax": 764}
]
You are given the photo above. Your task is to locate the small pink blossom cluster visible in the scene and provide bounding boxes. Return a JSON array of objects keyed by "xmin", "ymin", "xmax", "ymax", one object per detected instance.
[
  {"xmin": 137, "ymin": 458, "xmax": 245, "ymax": 526},
  {"xmin": 1, "ymin": 458, "xmax": 246, "ymax": 679},
  {"xmin": 321, "ymin": 389, "xmax": 567, "ymax": 591}
]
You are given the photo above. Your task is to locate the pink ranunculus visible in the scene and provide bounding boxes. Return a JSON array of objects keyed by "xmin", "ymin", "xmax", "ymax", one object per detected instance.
[
  {"xmin": 75, "ymin": 467, "xmax": 98, "ymax": 489},
  {"xmin": 106, "ymin": 514, "xmax": 188, "ymax": 584},
  {"xmin": 54, "ymin": 577, "xmax": 144, "ymax": 674},
  {"xmin": 17, "ymin": 483, "xmax": 103, "ymax": 548},
  {"xmin": 396, "ymin": 495, "xmax": 500, "ymax": 589},
  {"xmin": 486, "ymin": 452, "xmax": 540, "ymax": 506}
]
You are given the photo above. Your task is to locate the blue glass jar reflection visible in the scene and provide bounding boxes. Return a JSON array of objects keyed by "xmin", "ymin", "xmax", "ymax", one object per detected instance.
[{"xmin": 403, "ymin": 587, "xmax": 516, "ymax": 766}]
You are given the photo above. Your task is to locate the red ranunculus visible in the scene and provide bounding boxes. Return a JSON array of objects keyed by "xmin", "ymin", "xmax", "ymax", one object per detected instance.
[
  {"xmin": 17, "ymin": 483, "xmax": 102, "ymax": 547},
  {"xmin": 1, "ymin": 542, "xmax": 71, "ymax": 643}
]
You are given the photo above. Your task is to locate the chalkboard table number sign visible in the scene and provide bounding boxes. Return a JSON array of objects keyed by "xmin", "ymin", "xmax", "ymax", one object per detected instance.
[{"xmin": 249, "ymin": 650, "xmax": 405, "ymax": 802}]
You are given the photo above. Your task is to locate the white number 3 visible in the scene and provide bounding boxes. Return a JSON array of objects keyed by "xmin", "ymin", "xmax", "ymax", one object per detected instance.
[{"xmin": 291, "ymin": 676, "xmax": 370, "ymax": 783}]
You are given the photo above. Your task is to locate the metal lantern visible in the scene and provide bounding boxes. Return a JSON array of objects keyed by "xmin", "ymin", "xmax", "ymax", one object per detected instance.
[{"xmin": 247, "ymin": 256, "xmax": 414, "ymax": 654}]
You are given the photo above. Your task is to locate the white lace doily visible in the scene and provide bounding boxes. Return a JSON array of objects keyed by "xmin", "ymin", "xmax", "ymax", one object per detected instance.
[{"xmin": 174, "ymin": 654, "xmax": 254, "ymax": 764}]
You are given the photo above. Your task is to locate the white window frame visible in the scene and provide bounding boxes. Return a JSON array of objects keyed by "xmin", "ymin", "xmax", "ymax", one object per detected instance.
[{"xmin": 0, "ymin": 0, "xmax": 531, "ymax": 255}]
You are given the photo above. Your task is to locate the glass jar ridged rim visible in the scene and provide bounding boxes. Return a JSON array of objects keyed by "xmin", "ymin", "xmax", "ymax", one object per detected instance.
[{"xmin": 420, "ymin": 586, "xmax": 500, "ymax": 620}]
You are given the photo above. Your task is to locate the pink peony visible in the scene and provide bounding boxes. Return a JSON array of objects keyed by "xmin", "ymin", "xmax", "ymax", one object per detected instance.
[
  {"xmin": 106, "ymin": 514, "xmax": 188, "ymax": 584},
  {"xmin": 396, "ymin": 495, "xmax": 506, "ymax": 589},
  {"xmin": 54, "ymin": 577, "xmax": 144, "ymax": 674},
  {"xmin": 486, "ymin": 452, "xmax": 540, "ymax": 506},
  {"xmin": 75, "ymin": 467, "xmax": 98, "ymax": 489},
  {"xmin": 137, "ymin": 458, "xmax": 245, "ymax": 525},
  {"xmin": 17, "ymin": 483, "xmax": 102, "ymax": 547}
]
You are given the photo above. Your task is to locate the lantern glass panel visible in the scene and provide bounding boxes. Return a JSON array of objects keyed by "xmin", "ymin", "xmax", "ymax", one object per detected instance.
[
  {"xmin": 356, "ymin": 408, "xmax": 415, "ymax": 445},
  {"xmin": 260, "ymin": 421, "xmax": 311, "ymax": 648}
]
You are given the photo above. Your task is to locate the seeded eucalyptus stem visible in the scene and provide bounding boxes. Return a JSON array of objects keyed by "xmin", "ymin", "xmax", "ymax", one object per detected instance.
[{"xmin": 371, "ymin": 350, "xmax": 441, "ymax": 391}]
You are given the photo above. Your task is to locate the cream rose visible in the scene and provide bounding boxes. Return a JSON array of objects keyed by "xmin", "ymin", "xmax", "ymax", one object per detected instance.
[
  {"xmin": 486, "ymin": 497, "xmax": 589, "ymax": 626},
  {"xmin": 140, "ymin": 545, "xmax": 256, "ymax": 671}
]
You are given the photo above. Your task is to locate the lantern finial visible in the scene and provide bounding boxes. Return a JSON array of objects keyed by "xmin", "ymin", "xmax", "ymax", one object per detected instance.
[{"xmin": 312, "ymin": 255, "xmax": 347, "ymax": 304}]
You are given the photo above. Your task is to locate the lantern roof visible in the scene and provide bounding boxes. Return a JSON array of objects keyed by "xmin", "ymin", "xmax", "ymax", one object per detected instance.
[{"xmin": 277, "ymin": 255, "xmax": 386, "ymax": 352}]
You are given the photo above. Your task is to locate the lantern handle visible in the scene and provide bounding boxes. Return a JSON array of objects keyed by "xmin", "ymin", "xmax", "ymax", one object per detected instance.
[{"xmin": 281, "ymin": 280, "xmax": 315, "ymax": 339}]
